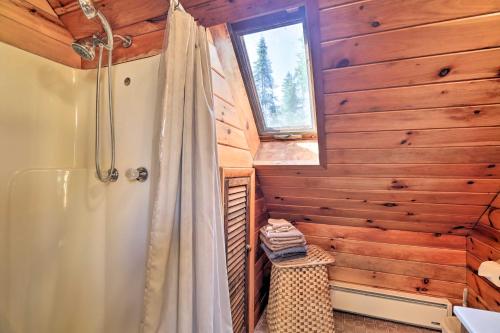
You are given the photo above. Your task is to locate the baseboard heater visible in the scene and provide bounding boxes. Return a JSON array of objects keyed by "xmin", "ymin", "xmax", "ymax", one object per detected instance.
[{"xmin": 330, "ymin": 282, "xmax": 452, "ymax": 330}]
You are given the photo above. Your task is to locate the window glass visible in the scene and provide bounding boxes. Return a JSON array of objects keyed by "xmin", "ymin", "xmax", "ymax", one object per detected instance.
[{"xmin": 231, "ymin": 9, "xmax": 316, "ymax": 136}]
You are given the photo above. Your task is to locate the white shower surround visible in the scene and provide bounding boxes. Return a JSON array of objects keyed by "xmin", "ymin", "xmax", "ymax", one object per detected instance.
[{"xmin": 0, "ymin": 42, "xmax": 159, "ymax": 333}]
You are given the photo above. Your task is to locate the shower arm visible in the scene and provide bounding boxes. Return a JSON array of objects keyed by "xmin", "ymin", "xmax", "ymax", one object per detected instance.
[{"xmin": 92, "ymin": 34, "xmax": 132, "ymax": 49}]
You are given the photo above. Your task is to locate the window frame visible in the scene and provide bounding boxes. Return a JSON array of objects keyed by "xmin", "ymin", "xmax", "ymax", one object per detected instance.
[{"xmin": 229, "ymin": 7, "xmax": 317, "ymax": 138}]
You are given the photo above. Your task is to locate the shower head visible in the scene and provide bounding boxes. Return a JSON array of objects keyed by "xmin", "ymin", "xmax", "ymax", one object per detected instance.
[
  {"xmin": 77, "ymin": 0, "xmax": 114, "ymax": 50},
  {"xmin": 71, "ymin": 40, "xmax": 95, "ymax": 61},
  {"xmin": 78, "ymin": 0, "xmax": 98, "ymax": 19},
  {"xmin": 71, "ymin": 34, "xmax": 132, "ymax": 60}
]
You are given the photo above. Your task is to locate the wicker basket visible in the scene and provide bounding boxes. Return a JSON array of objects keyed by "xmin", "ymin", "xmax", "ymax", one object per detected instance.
[{"xmin": 266, "ymin": 245, "xmax": 335, "ymax": 333}]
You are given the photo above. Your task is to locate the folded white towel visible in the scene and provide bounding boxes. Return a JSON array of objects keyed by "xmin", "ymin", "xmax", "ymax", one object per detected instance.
[
  {"xmin": 266, "ymin": 225, "xmax": 292, "ymax": 232},
  {"xmin": 478, "ymin": 260, "xmax": 500, "ymax": 287},
  {"xmin": 267, "ymin": 219, "xmax": 293, "ymax": 230},
  {"xmin": 260, "ymin": 226, "xmax": 304, "ymax": 240}
]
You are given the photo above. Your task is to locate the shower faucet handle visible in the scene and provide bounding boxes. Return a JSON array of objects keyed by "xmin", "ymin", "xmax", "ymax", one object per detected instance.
[{"xmin": 126, "ymin": 167, "xmax": 148, "ymax": 182}]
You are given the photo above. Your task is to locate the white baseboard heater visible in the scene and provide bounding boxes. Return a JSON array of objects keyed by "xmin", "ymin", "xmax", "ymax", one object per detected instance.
[{"xmin": 330, "ymin": 282, "xmax": 452, "ymax": 330}]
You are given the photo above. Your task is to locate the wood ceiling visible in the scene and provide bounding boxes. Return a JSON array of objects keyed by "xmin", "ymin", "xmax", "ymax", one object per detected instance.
[{"xmin": 0, "ymin": 0, "xmax": 304, "ymax": 68}]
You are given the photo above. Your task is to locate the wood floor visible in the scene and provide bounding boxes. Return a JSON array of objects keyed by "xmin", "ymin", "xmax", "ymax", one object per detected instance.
[{"xmin": 254, "ymin": 310, "xmax": 436, "ymax": 333}]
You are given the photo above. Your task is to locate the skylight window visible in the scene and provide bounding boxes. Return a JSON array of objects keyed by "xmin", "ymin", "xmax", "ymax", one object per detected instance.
[{"xmin": 230, "ymin": 8, "xmax": 316, "ymax": 137}]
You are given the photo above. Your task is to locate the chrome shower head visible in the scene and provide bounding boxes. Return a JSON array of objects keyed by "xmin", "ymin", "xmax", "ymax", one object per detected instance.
[
  {"xmin": 76, "ymin": 0, "xmax": 114, "ymax": 50},
  {"xmin": 76, "ymin": 0, "xmax": 133, "ymax": 53},
  {"xmin": 71, "ymin": 40, "xmax": 95, "ymax": 61},
  {"xmin": 78, "ymin": 0, "xmax": 98, "ymax": 19}
]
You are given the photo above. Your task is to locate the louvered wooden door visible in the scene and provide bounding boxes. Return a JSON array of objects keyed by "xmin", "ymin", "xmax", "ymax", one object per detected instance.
[{"xmin": 224, "ymin": 176, "xmax": 250, "ymax": 333}]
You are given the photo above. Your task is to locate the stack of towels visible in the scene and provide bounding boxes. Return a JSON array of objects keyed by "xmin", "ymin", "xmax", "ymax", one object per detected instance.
[{"xmin": 260, "ymin": 219, "xmax": 307, "ymax": 260}]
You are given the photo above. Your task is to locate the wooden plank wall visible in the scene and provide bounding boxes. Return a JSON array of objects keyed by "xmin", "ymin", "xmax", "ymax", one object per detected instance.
[
  {"xmin": 256, "ymin": 0, "xmax": 500, "ymax": 304},
  {"xmin": 208, "ymin": 33, "xmax": 254, "ymax": 168},
  {"xmin": 210, "ymin": 25, "xmax": 261, "ymax": 158},
  {"xmin": 466, "ymin": 196, "xmax": 500, "ymax": 311},
  {"xmin": 296, "ymin": 222, "xmax": 466, "ymax": 304},
  {"xmin": 0, "ymin": 0, "xmax": 80, "ymax": 67}
]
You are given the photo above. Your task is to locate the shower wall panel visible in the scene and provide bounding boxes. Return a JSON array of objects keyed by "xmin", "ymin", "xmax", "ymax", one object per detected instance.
[
  {"xmin": 86, "ymin": 55, "xmax": 160, "ymax": 333},
  {"xmin": 0, "ymin": 42, "xmax": 159, "ymax": 333},
  {"xmin": 0, "ymin": 41, "xmax": 95, "ymax": 333}
]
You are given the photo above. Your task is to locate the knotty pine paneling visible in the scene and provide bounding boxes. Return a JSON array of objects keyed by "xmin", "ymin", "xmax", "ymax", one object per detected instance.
[
  {"xmin": 184, "ymin": 0, "xmax": 304, "ymax": 27},
  {"xmin": 327, "ymin": 147, "xmax": 500, "ymax": 164},
  {"xmin": 58, "ymin": 0, "xmax": 169, "ymax": 40},
  {"xmin": 325, "ymin": 105, "xmax": 500, "ymax": 132},
  {"xmin": 324, "ymin": 48, "xmax": 500, "ymax": 93},
  {"xmin": 326, "ymin": 127, "xmax": 500, "ymax": 149},
  {"xmin": 268, "ymin": 204, "xmax": 476, "ymax": 225},
  {"xmin": 320, "ymin": 0, "xmax": 500, "ymax": 41},
  {"xmin": 0, "ymin": 1, "xmax": 72, "ymax": 43},
  {"xmin": 273, "ymin": 212, "xmax": 472, "ymax": 235},
  {"xmin": 295, "ymin": 222, "xmax": 465, "ymax": 249},
  {"xmin": 333, "ymin": 252, "xmax": 465, "ymax": 283},
  {"xmin": 259, "ymin": 176, "xmax": 500, "ymax": 193},
  {"xmin": 53, "ymin": 0, "xmax": 304, "ymax": 37},
  {"xmin": 209, "ymin": 36, "xmax": 253, "ymax": 168},
  {"xmin": 262, "ymin": 186, "xmax": 492, "ymax": 205},
  {"xmin": 210, "ymin": 24, "xmax": 261, "ymax": 158},
  {"xmin": 298, "ymin": 223, "xmax": 466, "ymax": 302},
  {"xmin": 0, "ymin": 1, "xmax": 80, "ymax": 67},
  {"xmin": 257, "ymin": 164, "xmax": 500, "ymax": 178},
  {"xmin": 478, "ymin": 194, "xmax": 500, "ymax": 230},
  {"xmin": 321, "ymin": 13, "xmax": 500, "ymax": 68},
  {"xmin": 257, "ymin": 0, "xmax": 500, "ymax": 303},
  {"xmin": 40, "ymin": 0, "xmax": 307, "ymax": 68},
  {"xmin": 266, "ymin": 196, "xmax": 483, "ymax": 216},
  {"xmin": 308, "ymin": 234, "xmax": 465, "ymax": 266},
  {"xmin": 331, "ymin": 266, "xmax": 464, "ymax": 301},
  {"xmin": 216, "ymin": 122, "xmax": 249, "ymax": 151},
  {"xmin": 467, "ymin": 231, "xmax": 500, "ymax": 262},
  {"xmin": 325, "ymin": 79, "xmax": 500, "ymax": 115},
  {"xmin": 214, "ymin": 97, "xmax": 242, "ymax": 130}
]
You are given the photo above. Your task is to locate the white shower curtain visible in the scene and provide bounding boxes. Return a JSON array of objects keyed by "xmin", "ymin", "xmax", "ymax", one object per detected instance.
[{"xmin": 141, "ymin": 2, "xmax": 233, "ymax": 333}]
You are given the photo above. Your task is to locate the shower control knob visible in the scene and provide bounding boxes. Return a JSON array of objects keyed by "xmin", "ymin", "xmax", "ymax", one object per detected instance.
[{"xmin": 126, "ymin": 167, "xmax": 148, "ymax": 182}]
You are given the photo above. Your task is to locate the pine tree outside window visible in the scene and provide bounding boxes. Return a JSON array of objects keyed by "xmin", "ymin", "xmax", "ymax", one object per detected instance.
[{"xmin": 230, "ymin": 8, "xmax": 317, "ymax": 137}]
